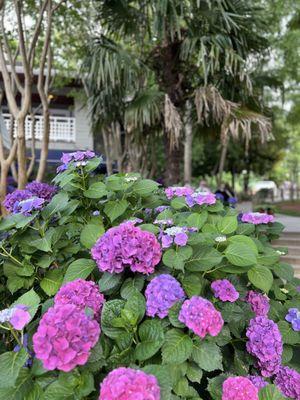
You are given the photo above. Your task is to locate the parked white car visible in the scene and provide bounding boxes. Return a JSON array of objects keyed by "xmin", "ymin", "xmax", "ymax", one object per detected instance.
[{"xmin": 251, "ymin": 180, "xmax": 278, "ymax": 196}]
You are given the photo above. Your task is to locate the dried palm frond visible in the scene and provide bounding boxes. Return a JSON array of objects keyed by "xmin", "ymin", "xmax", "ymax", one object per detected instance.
[{"xmin": 164, "ymin": 94, "xmax": 182, "ymax": 149}]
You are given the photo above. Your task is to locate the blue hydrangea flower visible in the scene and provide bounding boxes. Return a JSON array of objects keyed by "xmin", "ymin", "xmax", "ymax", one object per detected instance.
[{"xmin": 285, "ymin": 308, "xmax": 300, "ymax": 331}]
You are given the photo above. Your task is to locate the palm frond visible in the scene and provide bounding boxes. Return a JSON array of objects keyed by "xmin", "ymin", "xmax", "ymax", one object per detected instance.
[{"xmin": 164, "ymin": 94, "xmax": 183, "ymax": 148}]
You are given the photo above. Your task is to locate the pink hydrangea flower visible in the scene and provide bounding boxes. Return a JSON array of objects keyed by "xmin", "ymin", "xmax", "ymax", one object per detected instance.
[
  {"xmin": 91, "ymin": 222, "xmax": 161, "ymax": 274},
  {"xmin": 165, "ymin": 186, "xmax": 194, "ymax": 199},
  {"xmin": 54, "ymin": 279, "xmax": 105, "ymax": 320},
  {"xmin": 222, "ymin": 377, "xmax": 258, "ymax": 400},
  {"xmin": 211, "ymin": 279, "xmax": 239, "ymax": 302},
  {"xmin": 10, "ymin": 305, "xmax": 31, "ymax": 330},
  {"xmin": 241, "ymin": 212, "xmax": 274, "ymax": 225},
  {"xmin": 245, "ymin": 291, "xmax": 270, "ymax": 316},
  {"xmin": 33, "ymin": 304, "xmax": 100, "ymax": 372},
  {"xmin": 99, "ymin": 367, "xmax": 160, "ymax": 400},
  {"xmin": 178, "ymin": 296, "xmax": 224, "ymax": 338},
  {"xmin": 145, "ymin": 274, "xmax": 185, "ymax": 318}
]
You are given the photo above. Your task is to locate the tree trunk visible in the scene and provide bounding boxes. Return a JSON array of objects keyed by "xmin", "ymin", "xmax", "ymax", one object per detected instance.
[
  {"xmin": 16, "ymin": 117, "xmax": 27, "ymax": 188},
  {"xmin": 184, "ymin": 103, "xmax": 193, "ymax": 185},
  {"xmin": 102, "ymin": 129, "xmax": 113, "ymax": 175},
  {"xmin": 0, "ymin": 162, "xmax": 9, "ymax": 215},
  {"xmin": 164, "ymin": 132, "xmax": 182, "ymax": 186},
  {"xmin": 217, "ymin": 135, "xmax": 229, "ymax": 186},
  {"xmin": 36, "ymin": 109, "xmax": 49, "ymax": 181}
]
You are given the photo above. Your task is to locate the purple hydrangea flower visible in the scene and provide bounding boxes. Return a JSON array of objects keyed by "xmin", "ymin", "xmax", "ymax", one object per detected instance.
[
  {"xmin": 91, "ymin": 222, "xmax": 161, "ymax": 274},
  {"xmin": 154, "ymin": 218, "xmax": 174, "ymax": 226},
  {"xmin": 246, "ymin": 317, "xmax": 283, "ymax": 377},
  {"xmin": 285, "ymin": 308, "xmax": 300, "ymax": 331},
  {"xmin": 247, "ymin": 375, "xmax": 268, "ymax": 391},
  {"xmin": 145, "ymin": 274, "xmax": 185, "ymax": 318},
  {"xmin": 241, "ymin": 212, "xmax": 274, "ymax": 225},
  {"xmin": 216, "ymin": 193, "xmax": 225, "ymax": 201},
  {"xmin": 179, "ymin": 296, "xmax": 224, "ymax": 338},
  {"xmin": 3, "ymin": 189, "xmax": 33, "ymax": 212},
  {"xmin": 25, "ymin": 181, "xmax": 57, "ymax": 202},
  {"xmin": 99, "ymin": 367, "xmax": 160, "ymax": 400},
  {"xmin": 57, "ymin": 150, "xmax": 96, "ymax": 172},
  {"xmin": 165, "ymin": 186, "xmax": 194, "ymax": 199},
  {"xmin": 9, "ymin": 305, "xmax": 31, "ymax": 330},
  {"xmin": 274, "ymin": 366, "xmax": 300, "ymax": 399},
  {"xmin": 222, "ymin": 377, "xmax": 258, "ymax": 400},
  {"xmin": 245, "ymin": 291, "xmax": 270, "ymax": 316},
  {"xmin": 160, "ymin": 226, "xmax": 191, "ymax": 248},
  {"xmin": 13, "ymin": 196, "xmax": 45, "ymax": 215},
  {"xmin": 228, "ymin": 197, "xmax": 238, "ymax": 204},
  {"xmin": 186, "ymin": 192, "xmax": 216, "ymax": 207},
  {"xmin": 211, "ymin": 279, "xmax": 239, "ymax": 302},
  {"xmin": 155, "ymin": 205, "xmax": 170, "ymax": 213}
]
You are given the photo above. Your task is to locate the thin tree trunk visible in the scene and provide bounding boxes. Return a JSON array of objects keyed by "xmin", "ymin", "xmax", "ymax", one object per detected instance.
[
  {"xmin": 217, "ymin": 135, "xmax": 228, "ymax": 186},
  {"xmin": 36, "ymin": 109, "xmax": 49, "ymax": 181},
  {"xmin": 27, "ymin": 112, "xmax": 36, "ymax": 179},
  {"xmin": 102, "ymin": 129, "xmax": 112, "ymax": 175},
  {"xmin": 164, "ymin": 133, "xmax": 181, "ymax": 185},
  {"xmin": 184, "ymin": 103, "xmax": 193, "ymax": 185},
  {"xmin": 16, "ymin": 116, "xmax": 27, "ymax": 188},
  {"xmin": 0, "ymin": 162, "xmax": 9, "ymax": 215}
]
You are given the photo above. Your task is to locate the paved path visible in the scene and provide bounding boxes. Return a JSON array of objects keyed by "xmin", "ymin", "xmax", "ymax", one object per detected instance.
[{"xmin": 276, "ymin": 214, "xmax": 300, "ymax": 233}]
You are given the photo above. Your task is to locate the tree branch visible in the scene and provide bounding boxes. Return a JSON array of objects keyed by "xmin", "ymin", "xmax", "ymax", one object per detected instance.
[
  {"xmin": 0, "ymin": 41, "xmax": 19, "ymax": 117},
  {"xmin": 52, "ymin": 0, "xmax": 67, "ymax": 13},
  {"xmin": 14, "ymin": 0, "xmax": 30, "ymax": 81},
  {"xmin": 28, "ymin": 0, "xmax": 50, "ymax": 66}
]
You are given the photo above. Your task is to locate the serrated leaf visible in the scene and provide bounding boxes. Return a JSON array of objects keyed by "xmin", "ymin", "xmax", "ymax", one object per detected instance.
[
  {"xmin": 278, "ymin": 321, "xmax": 300, "ymax": 344},
  {"xmin": 135, "ymin": 320, "xmax": 165, "ymax": 361},
  {"xmin": 218, "ymin": 215, "xmax": 238, "ymax": 234},
  {"xmin": 64, "ymin": 259, "xmax": 96, "ymax": 282},
  {"xmin": 248, "ymin": 265, "xmax": 273, "ymax": 293},
  {"xmin": 84, "ymin": 182, "xmax": 107, "ymax": 198},
  {"xmin": 186, "ymin": 245, "xmax": 222, "ymax": 272},
  {"xmin": 0, "ymin": 349, "xmax": 28, "ymax": 388},
  {"xmin": 186, "ymin": 212, "xmax": 208, "ymax": 229},
  {"xmin": 40, "ymin": 269, "xmax": 63, "ymax": 296},
  {"xmin": 192, "ymin": 341, "xmax": 223, "ymax": 372},
  {"xmin": 13, "ymin": 288, "xmax": 40, "ymax": 319},
  {"xmin": 259, "ymin": 384, "xmax": 285, "ymax": 400},
  {"xmin": 132, "ymin": 179, "xmax": 159, "ymax": 196},
  {"xmin": 162, "ymin": 329, "xmax": 193, "ymax": 364},
  {"xmin": 104, "ymin": 200, "xmax": 128, "ymax": 222},
  {"xmin": 99, "ymin": 272, "xmax": 123, "ymax": 294},
  {"xmin": 225, "ymin": 243, "xmax": 257, "ymax": 267},
  {"xmin": 80, "ymin": 223, "xmax": 105, "ymax": 249}
]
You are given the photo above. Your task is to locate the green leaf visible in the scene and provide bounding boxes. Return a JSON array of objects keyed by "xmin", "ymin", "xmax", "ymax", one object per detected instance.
[
  {"xmin": 171, "ymin": 197, "xmax": 187, "ymax": 210},
  {"xmin": 84, "ymin": 182, "xmax": 108, "ymax": 198},
  {"xmin": 13, "ymin": 288, "xmax": 40, "ymax": 319},
  {"xmin": 40, "ymin": 269, "xmax": 63, "ymax": 296},
  {"xmin": 186, "ymin": 211, "xmax": 208, "ymax": 229},
  {"xmin": 278, "ymin": 321, "xmax": 300, "ymax": 344},
  {"xmin": 225, "ymin": 243, "xmax": 257, "ymax": 267},
  {"xmin": 259, "ymin": 384, "xmax": 285, "ymax": 400},
  {"xmin": 64, "ymin": 259, "xmax": 96, "ymax": 282},
  {"xmin": 186, "ymin": 245, "xmax": 222, "ymax": 271},
  {"xmin": 104, "ymin": 199, "xmax": 128, "ymax": 222},
  {"xmin": 0, "ymin": 349, "xmax": 28, "ymax": 388},
  {"xmin": 142, "ymin": 365, "xmax": 172, "ymax": 400},
  {"xmin": 186, "ymin": 362, "xmax": 203, "ymax": 383},
  {"xmin": 173, "ymin": 377, "xmax": 199, "ymax": 398},
  {"xmin": 163, "ymin": 247, "xmax": 193, "ymax": 270},
  {"xmin": 236, "ymin": 223, "xmax": 255, "ymax": 235},
  {"xmin": 273, "ymin": 262, "xmax": 294, "ymax": 282},
  {"xmin": 181, "ymin": 274, "xmax": 203, "ymax": 297},
  {"xmin": 135, "ymin": 320, "xmax": 165, "ymax": 361},
  {"xmin": 99, "ymin": 272, "xmax": 123, "ymax": 294},
  {"xmin": 120, "ymin": 276, "xmax": 145, "ymax": 299},
  {"xmin": 228, "ymin": 235, "xmax": 258, "ymax": 254},
  {"xmin": 207, "ymin": 374, "xmax": 229, "ymax": 400},
  {"xmin": 101, "ymin": 299, "xmax": 126, "ymax": 338},
  {"xmin": 218, "ymin": 215, "xmax": 238, "ymax": 234},
  {"xmin": 80, "ymin": 223, "xmax": 105, "ymax": 249},
  {"xmin": 248, "ymin": 265, "xmax": 273, "ymax": 293},
  {"xmin": 124, "ymin": 291, "xmax": 146, "ymax": 323},
  {"xmin": 42, "ymin": 192, "xmax": 69, "ymax": 220},
  {"xmin": 132, "ymin": 179, "xmax": 159, "ymax": 196},
  {"xmin": 192, "ymin": 341, "xmax": 223, "ymax": 372},
  {"xmin": 168, "ymin": 301, "xmax": 185, "ymax": 328},
  {"xmin": 162, "ymin": 329, "xmax": 193, "ymax": 364}
]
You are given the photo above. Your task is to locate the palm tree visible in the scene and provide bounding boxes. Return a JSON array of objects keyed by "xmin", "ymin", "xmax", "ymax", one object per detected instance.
[{"xmin": 83, "ymin": 0, "xmax": 270, "ymax": 184}]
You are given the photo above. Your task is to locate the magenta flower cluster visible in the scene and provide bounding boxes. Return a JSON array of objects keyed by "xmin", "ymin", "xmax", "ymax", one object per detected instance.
[
  {"xmin": 245, "ymin": 291, "xmax": 270, "ymax": 316},
  {"xmin": 211, "ymin": 279, "xmax": 239, "ymax": 302},
  {"xmin": 241, "ymin": 212, "xmax": 274, "ymax": 225},
  {"xmin": 57, "ymin": 150, "xmax": 96, "ymax": 172},
  {"xmin": 186, "ymin": 192, "xmax": 217, "ymax": 207},
  {"xmin": 25, "ymin": 181, "xmax": 57, "ymax": 202},
  {"xmin": 145, "ymin": 274, "xmax": 185, "ymax": 318},
  {"xmin": 91, "ymin": 222, "xmax": 161, "ymax": 275},
  {"xmin": 33, "ymin": 304, "xmax": 100, "ymax": 372},
  {"xmin": 247, "ymin": 375, "xmax": 268, "ymax": 391},
  {"xmin": 178, "ymin": 296, "xmax": 224, "ymax": 338},
  {"xmin": 222, "ymin": 377, "xmax": 258, "ymax": 400},
  {"xmin": 165, "ymin": 186, "xmax": 193, "ymax": 199},
  {"xmin": 246, "ymin": 317, "xmax": 282, "ymax": 377},
  {"xmin": 54, "ymin": 279, "xmax": 105, "ymax": 321},
  {"xmin": 99, "ymin": 367, "xmax": 160, "ymax": 400},
  {"xmin": 275, "ymin": 366, "xmax": 300, "ymax": 399}
]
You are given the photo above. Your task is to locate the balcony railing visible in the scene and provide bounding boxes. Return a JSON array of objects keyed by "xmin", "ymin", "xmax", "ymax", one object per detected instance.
[{"xmin": 3, "ymin": 113, "xmax": 76, "ymax": 143}]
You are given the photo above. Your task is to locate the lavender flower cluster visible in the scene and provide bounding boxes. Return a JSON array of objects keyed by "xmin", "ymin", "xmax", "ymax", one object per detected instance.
[
  {"xmin": 54, "ymin": 279, "xmax": 105, "ymax": 321},
  {"xmin": 285, "ymin": 308, "xmax": 300, "ymax": 331},
  {"xmin": 275, "ymin": 366, "xmax": 300, "ymax": 399},
  {"xmin": 165, "ymin": 186, "xmax": 193, "ymax": 199},
  {"xmin": 160, "ymin": 226, "xmax": 189, "ymax": 248},
  {"xmin": 241, "ymin": 212, "xmax": 274, "ymax": 225},
  {"xmin": 247, "ymin": 375, "xmax": 268, "ymax": 391},
  {"xmin": 33, "ymin": 304, "xmax": 100, "ymax": 371},
  {"xmin": 91, "ymin": 222, "xmax": 161, "ymax": 275},
  {"xmin": 211, "ymin": 279, "xmax": 239, "ymax": 302},
  {"xmin": 178, "ymin": 296, "xmax": 224, "ymax": 338},
  {"xmin": 145, "ymin": 274, "xmax": 185, "ymax": 318},
  {"xmin": 222, "ymin": 377, "xmax": 258, "ymax": 400},
  {"xmin": 246, "ymin": 316, "xmax": 283, "ymax": 377},
  {"xmin": 0, "ymin": 304, "xmax": 30, "ymax": 330},
  {"xmin": 245, "ymin": 291, "xmax": 270, "ymax": 316},
  {"xmin": 186, "ymin": 191, "xmax": 217, "ymax": 207},
  {"xmin": 99, "ymin": 367, "xmax": 160, "ymax": 400},
  {"xmin": 57, "ymin": 150, "xmax": 96, "ymax": 172}
]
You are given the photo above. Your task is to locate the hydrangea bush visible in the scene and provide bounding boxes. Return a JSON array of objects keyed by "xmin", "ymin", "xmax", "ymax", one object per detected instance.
[{"xmin": 0, "ymin": 152, "xmax": 299, "ymax": 399}]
